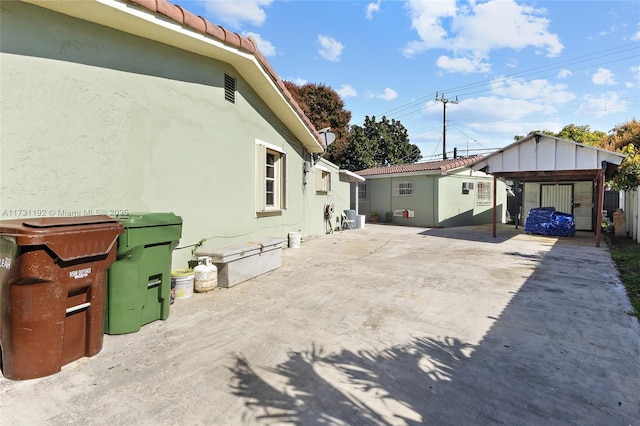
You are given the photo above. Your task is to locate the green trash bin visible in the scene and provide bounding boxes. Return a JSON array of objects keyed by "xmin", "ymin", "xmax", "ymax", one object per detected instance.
[{"xmin": 105, "ymin": 213, "xmax": 182, "ymax": 334}]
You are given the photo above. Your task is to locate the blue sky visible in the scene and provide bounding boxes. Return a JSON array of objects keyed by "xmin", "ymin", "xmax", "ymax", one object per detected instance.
[{"xmin": 184, "ymin": 0, "xmax": 639, "ymax": 160}]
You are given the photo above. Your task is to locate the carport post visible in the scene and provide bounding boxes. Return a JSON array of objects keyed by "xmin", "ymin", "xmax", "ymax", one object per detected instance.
[
  {"xmin": 595, "ymin": 168, "xmax": 605, "ymax": 247},
  {"xmin": 493, "ymin": 174, "xmax": 497, "ymax": 238}
]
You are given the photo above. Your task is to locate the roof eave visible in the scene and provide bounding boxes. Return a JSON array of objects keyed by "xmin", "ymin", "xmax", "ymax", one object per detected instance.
[
  {"xmin": 340, "ymin": 170, "xmax": 365, "ymax": 182},
  {"xmin": 357, "ymin": 170, "xmax": 444, "ymax": 179}
]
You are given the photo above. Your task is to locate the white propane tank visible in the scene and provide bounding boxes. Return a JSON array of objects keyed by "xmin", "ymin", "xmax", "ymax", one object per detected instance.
[{"xmin": 194, "ymin": 256, "xmax": 217, "ymax": 293}]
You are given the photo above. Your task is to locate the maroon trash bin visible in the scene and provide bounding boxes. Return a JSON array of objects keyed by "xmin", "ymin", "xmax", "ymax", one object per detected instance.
[{"xmin": 0, "ymin": 216, "xmax": 123, "ymax": 380}]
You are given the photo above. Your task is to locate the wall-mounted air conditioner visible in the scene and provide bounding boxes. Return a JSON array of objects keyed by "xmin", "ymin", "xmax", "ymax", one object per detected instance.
[{"xmin": 462, "ymin": 182, "xmax": 475, "ymax": 191}]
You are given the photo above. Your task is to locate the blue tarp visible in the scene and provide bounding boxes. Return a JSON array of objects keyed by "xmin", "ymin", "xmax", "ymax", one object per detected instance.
[{"xmin": 524, "ymin": 207, "xmax": 576, "ymax": 237}]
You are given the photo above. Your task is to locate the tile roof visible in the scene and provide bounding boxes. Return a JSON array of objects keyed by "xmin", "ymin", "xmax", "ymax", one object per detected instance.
[
  {"xmin": 126, "ymin": 0, "xmax": 324, "ymax": 150},
  {"xmin": 356, "ymin": 155, "xmax": 484, "ymax": 177}
]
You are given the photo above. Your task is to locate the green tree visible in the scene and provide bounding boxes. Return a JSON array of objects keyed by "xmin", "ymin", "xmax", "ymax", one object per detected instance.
[
  {"xmin": 283, "ymin": 81, "xmax": 351, "ymax": 163},
  {"xmin": 515, "ymin": 124, "xmax": 606, "ymax": 144},
  {"xmin": 341, "ymin": 116, "xmax": 421, "ymax": 171},
  {"xmin": 555, "ymin": 124, "xmax": 606, "ymax": 146},
  {"xmin": 599, "ymin": 119, "xmax": 640, "ymax": 190}
]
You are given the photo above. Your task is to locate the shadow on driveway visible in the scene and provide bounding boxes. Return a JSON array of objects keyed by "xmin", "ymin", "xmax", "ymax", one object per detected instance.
[{"xmin": 228, "ymin": 227, "xmax": 640, "ymax": 425}]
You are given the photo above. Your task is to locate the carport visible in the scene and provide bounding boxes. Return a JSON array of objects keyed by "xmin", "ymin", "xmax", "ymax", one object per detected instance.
[{"xmin": 470, "ymin": 133, "xmax": 626, "ymax": 247}]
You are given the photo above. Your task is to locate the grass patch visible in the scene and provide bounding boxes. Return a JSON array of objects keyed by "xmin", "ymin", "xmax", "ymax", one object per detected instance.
[{"xmin": 607, "ymin": 234, "xmax": 640, "ymax": 320}]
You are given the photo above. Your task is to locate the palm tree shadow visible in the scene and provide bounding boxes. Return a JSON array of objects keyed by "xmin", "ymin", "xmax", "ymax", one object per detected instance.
[{"xmin": 228, "ymin": 336, "xmax": 473, "ymax": 425}]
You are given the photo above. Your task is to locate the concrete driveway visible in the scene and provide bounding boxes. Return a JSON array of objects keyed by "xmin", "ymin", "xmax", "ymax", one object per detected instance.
[{"xmin": 1, "ymin": 224, "xmax": 639, "ymax": 425}]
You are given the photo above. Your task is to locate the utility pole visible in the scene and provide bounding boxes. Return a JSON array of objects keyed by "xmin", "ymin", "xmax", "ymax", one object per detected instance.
[{"xmin": 435, "ymin": 92, "xmax": 458, "ymax": 160}]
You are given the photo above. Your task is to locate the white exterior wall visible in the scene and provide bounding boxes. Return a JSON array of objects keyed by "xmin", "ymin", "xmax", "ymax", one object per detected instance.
[{"xmin": 523, "ymin": 183, "xmax": 540, "ymax": 221}]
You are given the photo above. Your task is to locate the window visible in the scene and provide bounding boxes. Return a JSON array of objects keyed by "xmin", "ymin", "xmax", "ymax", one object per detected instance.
[
  {"xmin": 393, "ymin": 180, "xmax": 413, "ymax": 196},
  {"xmin": 476, "ymin": 181, "xmax": 492, "ymax": 206},
  {"xmin": 316, "ymin": 166, "xmax": 331, "ymax": 193},
  {"xmin": 256, "ymin": 140, "xmax": 286, "ymax": 213},
  {"xmin": 224, "ymin": 73, "xmax": 236, "ymax": 104},
  {"xmin": 266, "ymin": 152, "xmax": 277, "ymax": 206},
  {"xmin": 358, "ymin": 183, "xmax": 367, "ymax": 200}
]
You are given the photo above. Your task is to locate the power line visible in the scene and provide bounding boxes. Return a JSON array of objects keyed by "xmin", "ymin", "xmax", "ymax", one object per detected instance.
[{"xmin": 352, "ymin": 41, "xmax": 639, "ymax": 127}]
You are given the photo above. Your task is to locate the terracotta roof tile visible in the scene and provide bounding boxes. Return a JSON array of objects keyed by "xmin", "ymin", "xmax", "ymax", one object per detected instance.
[
  {"xmin": 177, "ymin": 7, "xmax": 205, "ymax": 34},
  {"xmin": 203, "ymin": 19, "xmax": 224, "ymax": 40},
  {"xmin": 124, "ymin": 0, "xmax": 324, "ymax": 149},
  {"xmin": 240, "ymin": 34, "xmax": 257, "ymax": 53},
  {"xmin": 356, "ymin": 155, "xmax": 483, "ymax": 176},
  {"xmin": 156, "ymin": 0, "xmax": 182, "ymax": 22},
  {"xmin": 128, "ymin": 0, "xmax": 157, "ymax": 12},
  {"xmin": 220, "ymin": 27, "xmax": 240, "ymax": 48}
]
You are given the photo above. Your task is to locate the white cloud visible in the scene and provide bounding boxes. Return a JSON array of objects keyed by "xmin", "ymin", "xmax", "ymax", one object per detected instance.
[
  {"xmin": 592, "ymin": 68, "xmax": 616, "ymax": 85},
  {"xmin": 557, "ymin": 69, "xmax": 572, "ymax": 79},
  {"xmin": 365, "ymin": 88, "xmax": 399, "ymax": 101},
  {"xmin": 337, "ymin": 85, "xmax": 358, "ymax": 98},
  {"xmin": 402, "ymin": 0, "xmax": 456, "ymax": 57},
  {"xmin": 366, "ymin": 1, "xmax": 381, "ymax": 20},
  {"xmin": 599, "ymin": 26, "xmax": 618, "ymax": 36},
  {"xmin": 377, "ymin": 88, "xmax": 398, "ymax": 101},
  {"xmin": 455, "ymin": 96, "xmax": 556, "ymax": 122},
  {"xmin": 244, "ymin": 32, "xmax": 276, "ymax": 56},
  {"xmin": 418, "ymin": 95, "xmax": 564, "ymax": 145},
  {"xmin": 318, "ymin": 35, "xmax": 344, "ymax": 62},
  {"xmin": 576, "ymin": 92, "xmax": 628, "ymax": 118},
  {"xmin": 436, "ymin": 55, "xmax": 491, "ymax": 74},
  {"xmin": 291, "ymin": 77, "xmax": 307, "ymax": 86},
  {"xmin": 403, "ymin": 0, "xmax": 563, "ymax": 73},
  {"xmin": 490, "ymin": 77, "xmax": 576, "ymax": 104},
  {"xmin": 197, "ymin": 0, "xmax": 272, "ymax": 27},
  {"xmin": 453, "ymin": 1, "xmax": 563, "ymax": 56}
]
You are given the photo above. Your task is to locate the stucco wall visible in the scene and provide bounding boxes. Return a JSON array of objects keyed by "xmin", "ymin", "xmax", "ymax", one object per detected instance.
[
  {"xmin": 437, "ymin": 170, "xmax": 506, "ymax": 227},
  {"xmin": 0, "ymin": 2, "xmax": 344, "ymax": 267},
  {"xmin": 303, "ymin": 158, "xmax": 351, "ymax": 237},
  {"xmin": 357, "ymin": 170, "xmax": 505, "ymax": 228}
]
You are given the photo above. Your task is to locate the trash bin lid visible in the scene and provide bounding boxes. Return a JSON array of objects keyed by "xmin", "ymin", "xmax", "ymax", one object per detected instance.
[
  {"xmin": 1, "ymin": 216, "xmax": 120, "ymax": 233},
  {"xmin": 116, "ymin": 213, "xmax": 182, "ymax": 228},
  {"xmin": 0, "ymin": 216, "xmax": 123, "ymax": 261},
  {"xmin": 28, "ymin": 216, "xmax": 120, "ymax": 228}
]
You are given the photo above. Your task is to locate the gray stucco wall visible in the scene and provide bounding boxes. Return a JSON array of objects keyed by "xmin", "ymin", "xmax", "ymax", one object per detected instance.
[{"xmin": 0, "ymin": 2, "xmax": 347, "ymax": 267}]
